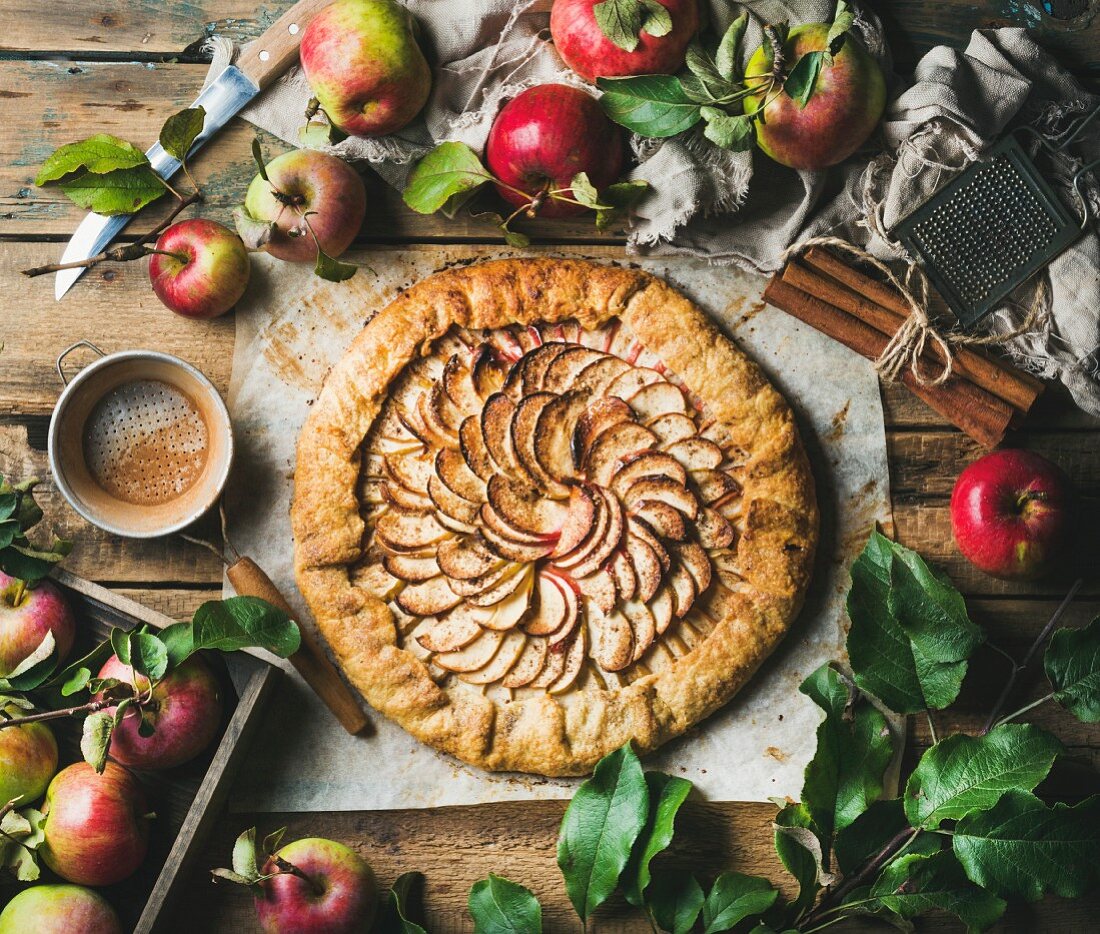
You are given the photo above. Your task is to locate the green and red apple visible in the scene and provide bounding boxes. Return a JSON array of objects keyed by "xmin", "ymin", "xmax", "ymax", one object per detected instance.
[
  {"xmin": 40, "ymin": 761, "xmax": 150, "ymax": 887},
  {"xmin": 0, "ymin": 704, "xmax": 57, "ymax": 807},
  {"xmin": 300, "ymin": 0, "xmax": 431, "ymax": 138},
  {"xmin": 744, "ymin": 23, "xmax": 885, "ymax": 170},
  {"xmin": 244, "ymin": 149, "xmax": 367, "ymax": 263},
  {"xmin": 148, "ymin": 219, "xmax": 250, "ymax": 319},
  {"xmin": 0, "ymin": 884, "xmax": 122, "ymax": 934},
  {"xmin": 0, "ymin": 572, "xmax": 75, "ymax": 677},
  {"xmin": 96, "ymin": 653, "xmax": 222, "ymax": 770}
]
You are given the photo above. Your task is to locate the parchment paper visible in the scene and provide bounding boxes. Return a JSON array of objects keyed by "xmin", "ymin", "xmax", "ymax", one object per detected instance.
[{"xmin": 223, "ymin": 248, "xmax": 894, "ymax": 812}]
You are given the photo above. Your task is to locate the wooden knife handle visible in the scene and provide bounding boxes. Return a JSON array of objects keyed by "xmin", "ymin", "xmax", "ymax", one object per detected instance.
[
  {"xmin": 226, "ymin": 556, "xmax": 370, "ymax": 735},
  {"xmin": 235, "ymin": 0, "xmax": 332, "ymax": 90}
]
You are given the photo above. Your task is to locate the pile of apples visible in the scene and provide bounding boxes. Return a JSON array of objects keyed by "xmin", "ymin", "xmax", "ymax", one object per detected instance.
[{"xmin": 0, "ymin": 574, "xmax": 222, "ymax": 931}]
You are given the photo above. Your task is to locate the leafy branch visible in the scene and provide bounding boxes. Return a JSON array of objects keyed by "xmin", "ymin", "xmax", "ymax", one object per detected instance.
[{"xmin": 401, "ymin": 141, "xmax": 650, "ymax": 244}]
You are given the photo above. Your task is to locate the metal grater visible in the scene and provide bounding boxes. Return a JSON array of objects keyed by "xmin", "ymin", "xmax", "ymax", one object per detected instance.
[{"xmin": 892, "ymin": 106, "xmax": 1100, "ymax": 328}]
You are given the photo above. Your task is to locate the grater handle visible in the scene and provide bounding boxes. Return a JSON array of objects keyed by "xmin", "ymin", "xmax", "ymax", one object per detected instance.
[{"xmin": 55, "ymin": 340, "xmax": 106, "ymax": 385}]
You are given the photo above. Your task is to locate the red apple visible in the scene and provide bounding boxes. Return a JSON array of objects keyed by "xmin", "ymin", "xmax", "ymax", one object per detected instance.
[
  {"xmin": 300, "ymin": 0, "xmax": 432, "ymax": 138},
  {"xmin": 551, "ymin": 0, "xmax": 700, "ymax": 82},
  {"xmin": 148, "ymin": 218, "xmax": 250, "ymax": 319},
  {"xmin": 244, "ymin": 150, "xmax": 367, "ymax": 263},
  {"xmin": 96, "ymin": 654, "xmax": 222, "ymax": 770},
  {"xmin": 0, "ymin": 572, "xmax": 75, "ymax": 677},
  {"xmin": 40, "ymin": 761, "xmax": 150, "ymax": 886},
  {"xmin": 485, "ymin": 84, "xmax": 625, "ymax": 219},
  {"xmin": 744, "ymin": 24, "xmax": 885, "ymax": 170},
  {"xmin": 0, "ymin": 884, "xmax": 122, "ymax": 934},
  {"xmin": 950, "ymin": 449, "xmax": 1074, "ymax": 581},
  {"xmin": 254, "ymin": 837, "xmax": 378, "ymax": 934},
  {"xmin": 0, "ymin": 704, "xmax": 58, "ymax": 806}
]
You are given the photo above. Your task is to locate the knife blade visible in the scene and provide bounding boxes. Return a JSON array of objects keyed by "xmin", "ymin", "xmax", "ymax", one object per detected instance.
[{"xmin": 55, "ymin": 0, "xmax": 331, "ymax": 300}]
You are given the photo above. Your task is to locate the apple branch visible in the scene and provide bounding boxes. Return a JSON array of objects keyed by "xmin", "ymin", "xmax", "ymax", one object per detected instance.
[
  {"xmin": 20, "ymin": 191, "xmax": 203, "ymax": 278},
  {"xmin": 980, "ymin": 577, "xmax": 1082, "ymax": 735},
  {"xmin": 0, "ymin": 687, "xmax": 134, "ymax": 730}
]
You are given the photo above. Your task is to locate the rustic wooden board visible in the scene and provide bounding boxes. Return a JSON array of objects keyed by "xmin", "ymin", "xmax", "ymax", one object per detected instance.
[{"xmin": 4, "ymin": 0, "xmax": 1099, "ymax": 76}]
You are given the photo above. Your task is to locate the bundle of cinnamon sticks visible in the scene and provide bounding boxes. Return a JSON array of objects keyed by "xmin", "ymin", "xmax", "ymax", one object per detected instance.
[{"xmin": 763, "ymin": 247, "xmax": 1044, "ymax": 448}]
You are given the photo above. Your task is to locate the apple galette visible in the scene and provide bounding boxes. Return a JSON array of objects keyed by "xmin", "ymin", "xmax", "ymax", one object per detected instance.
[{"xmin": 293, "ymin": 259, "xmax": 816, "ymax": 776}]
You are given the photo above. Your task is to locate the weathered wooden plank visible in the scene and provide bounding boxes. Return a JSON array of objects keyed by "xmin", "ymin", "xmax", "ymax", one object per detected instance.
[
  {"xmin": 0, "ymin": 60, "xmax": 622, "ymax": 241},
  {"xmin": 176, "ymin": 800, "xmax": 1100, "ymax": 933},
  {"xmin": 3, "ymin": 0, "xmax": 1099, "ymax": 77}
]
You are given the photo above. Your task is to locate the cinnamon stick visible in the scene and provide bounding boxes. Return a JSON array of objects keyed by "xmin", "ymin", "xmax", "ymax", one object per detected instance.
[
  {"xmin": 802, "ymin": 247, "xmax": 1043, "ymax": 414},
  {"xmin": 763, "ymin": 277, "xmax": 1014, "ymax": 448}
]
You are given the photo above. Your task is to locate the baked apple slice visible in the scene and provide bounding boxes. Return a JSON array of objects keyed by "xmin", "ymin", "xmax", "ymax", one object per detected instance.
[
  {"xmin": 396, "ymin": 575, "xmax": 463, "ymax": 616},
  {"xmin": 437, "ymin": 534, "xmax": 503, "ymax": 580},
  {"xmin": 588, "ymin": 608, "xmax": 634, "ymax": 672},
  {"xmin": 627, "ymin": 381, "xmax": 688, "ymax": 422},
  {"xmin": 434, "ymin": 627, "xmax": 507, "ymax": 673},
  {"xmin": 585, "ymin": 422, "xmax": 658, "ymax": 487},
  {"xmin": 415, "ymin": 605, "xmax": 489, "ymax": 653},
  {"xmin": 501, "ymin": 636, "xmax": 550, "ymax": 688}
]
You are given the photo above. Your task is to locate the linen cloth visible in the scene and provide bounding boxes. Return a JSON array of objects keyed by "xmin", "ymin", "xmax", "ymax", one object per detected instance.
[{"xmin": 205, "ymin": 4, "xmax": 1100, "ymax": 406}]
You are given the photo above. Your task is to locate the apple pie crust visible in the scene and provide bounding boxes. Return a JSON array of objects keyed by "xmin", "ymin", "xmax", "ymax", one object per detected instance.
[{"xmin": 293, "ymin": 259, "xmax": 817, "ymax": 776}]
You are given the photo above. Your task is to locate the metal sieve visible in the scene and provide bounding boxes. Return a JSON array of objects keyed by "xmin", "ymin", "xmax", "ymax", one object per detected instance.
[{"xmin": 48, "ymin": 342, "xmax": 234, "ymax": 539}]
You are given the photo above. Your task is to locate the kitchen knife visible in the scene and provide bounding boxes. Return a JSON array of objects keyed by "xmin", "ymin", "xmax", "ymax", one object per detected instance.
[{"xmin": 55, "ymin": 0, "xmax": 331, "ymax": 300}]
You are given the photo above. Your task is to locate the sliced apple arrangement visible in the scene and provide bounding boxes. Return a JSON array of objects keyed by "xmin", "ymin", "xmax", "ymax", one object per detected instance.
[{"xmin": 354, "ymin": 319, "xmax": 748, "ymax": 692}]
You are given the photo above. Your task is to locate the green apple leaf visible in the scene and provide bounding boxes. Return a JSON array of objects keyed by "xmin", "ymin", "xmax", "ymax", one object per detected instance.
[
  {"xmin": 684, "ymin": 42, "xmax": 737, "ymax": 102},
  {"xmin": 468, "ymin": 874, "xmax": 542, "ymax": 934},
  {"xmin": 0, "ymin": 631, "xmax": 57, "ymax": 692},
  {"xmin": 953, "ymin": 791, "xmax": 1100, "ymax": 901},
  {"xmin": 799, "ymin": 664, "xmax": 894, "ymax": 851},
  {"xmin": 314, "ymin": 245, "xmax": 358, "ymax": 283},
  {"xmin": 868, "ymin": 851, "xmax": 1006, "ymax": 933},
  {"xmin": 0, "ymin": 807, "xmax": 44, "ymax": 882},
  {"xmin": 700, "ymin": 108, "xmax": 755, "ymax": 151},
  {"xmin": 403, "ymin": 142, "xmax": 494, "ymax": 215},
  {"xmin": 468, "ymin": 210, "xmax": 532, "ymax": 248},
  {"xmin": 0, "ymin": 537, "xmax": 73, "ymax": 585},
  {"xmin": 262, "ymin": 827, "xmax": 286, "ymax": 856},
  {"xmin": 129, "ymin": 632, "xmax": 168, "ymax": 681},
  {"xmin": 826, "ymin": 0, "xmax": 856, "ymax": 59},
  {"xmin": 233, "ymin": 205, "xmax": 276, "ymax": 251},
  {"xmin": 648, "ymin": 868, "xmax": 704, "ymax": 934},
  {"xmin": 784, "ymin": 51, "xmax": 824, "ymax": 108},
  {"xmin": 623, "ymin": 771, "xmax": 693, "ymax": 906},
  {"xmin": 80, "ymin": 709, "xmax": 114, "ymax": 774},
  {"xmin": 903, "ymin": 723, "xmax": 1061, "ymax": 829},
  {"xmin": 773, "ymin": 820, "xmax": 834, "ymax": 888},
  {"xmin": 594, "ymin": 180, "xmax": 650, "ymax": 230},
  {"xmin": 35, "ymin": 133, "xmax": 149, "ymax": 185},
  {"xmin": 593, "ymin": 0, "xmax": 672, "ymax": 53},
  {"xmin": 715, "ymin": 13, "xmax": 748, "ymax": 82},
  {"xmin": 0, "ymin": 520, "xmax": 18, "ymax": 552},
  {"xmin": 48, "ymin": 636, "xmax": 114, "ymax": 695},
  {"xmin": 557, "ymin": 741, "xmax": 649, "ymax": 920},
  {"xmin": 597, "ymin": 75, "xmax": 703, "ymax": 138},
  {"xmin": 191, "ymin": 596, "xmax": 301, "ymax": 658},
  {"xmin": 57, "ymin": 165, "xmax": 167, "ymax": 216},
  {"xmin": 1044, "ymin": 616, "xmax": 1100, "ymax": 721},
  {"xmin": 833, "ymin": 799, "xmax": 939, "ymax": 876},
  {"xmin": 158, "ymin": 622, "xmax": 195, "ymax": 670},
  {"xmin": 159, "ymin": 106, "xmax": 206, "ymax": 164},
  {"xmin": 232, "ymin": 827, "xmax": 260, "ymax": 882},
  {"xmin": 847, "ymin": 530, "xmax": 979, "ymax": 714},
  {"xmin": 569, "ymin": 172, "xmax": 607, "ymax": 211},
  {"xmin": 386, "ymin": 871, "xmax": 429, "ymax": 934},
  {"xmin": 701, "ymin": 872, "xmax": 778, "ymax": 934},
  {"xmin": 772, "ymin": 802, "xmax": 819, "ymax": 919}
]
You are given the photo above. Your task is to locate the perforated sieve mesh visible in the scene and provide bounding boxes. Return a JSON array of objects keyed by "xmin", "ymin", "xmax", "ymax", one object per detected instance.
[{"xmin": 81, "ymin": 379, "xmax": 209, "ymax": 506}]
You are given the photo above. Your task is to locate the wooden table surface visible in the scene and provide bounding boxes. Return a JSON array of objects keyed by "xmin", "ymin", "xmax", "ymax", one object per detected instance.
[{"xmin": 2, "ymin": 2, "xmax": 1099, "ymax": 931}]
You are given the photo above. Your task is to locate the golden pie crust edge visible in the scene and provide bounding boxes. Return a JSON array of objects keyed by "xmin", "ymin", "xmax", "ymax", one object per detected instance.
[{"xmin": 292, "ymin": 258, "xmax": 818, "ymax": 776}]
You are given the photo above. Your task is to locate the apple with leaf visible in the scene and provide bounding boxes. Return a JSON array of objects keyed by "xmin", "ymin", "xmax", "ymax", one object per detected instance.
[{"xmin": 213, "ymin": 826, "xmax": 379, "ymax": 934}]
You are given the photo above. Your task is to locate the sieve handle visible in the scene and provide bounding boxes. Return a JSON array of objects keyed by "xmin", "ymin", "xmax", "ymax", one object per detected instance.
[
  {"xmin": 56, "ymin": 340, "xmax": 106, "ymax": 385},
  {"xmin": 226, "ymin": 556, "xmax": 371, "ymax": 736}
]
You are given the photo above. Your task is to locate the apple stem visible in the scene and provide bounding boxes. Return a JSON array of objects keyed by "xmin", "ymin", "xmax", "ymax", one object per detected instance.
[
  {"xmin": 20, "ymin": 191, "xmax": 204, "ymax": 278},
  {"xmin": 765, "ymin": 24, "xmax": 786, "ymax": 80},
  {"xmin": 305, "ymin": 97, "xmax": 321, "ymax": 121},
  {"xmin": 271, "ymin": 854, "xmax": 325, "ymax": 897},
  {"xmin": 979, "ymin": 577, "xmax": 1083, "ymax": 736},
  {"xmin": 9, "ymin": 579, "xmax": 27, "ymax": 607},
  {"xmin": 0, "ymin": 690, "xmax": 133, "ymax": 731},
  {"xmin": 145, "ymin": 248, "xmax": 191, "ymax": 265}
]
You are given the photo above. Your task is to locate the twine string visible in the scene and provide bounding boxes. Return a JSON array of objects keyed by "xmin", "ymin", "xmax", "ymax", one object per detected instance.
[{"xmin": 779, "ymin": 235, "xmax": 1049, "ymax": 386}]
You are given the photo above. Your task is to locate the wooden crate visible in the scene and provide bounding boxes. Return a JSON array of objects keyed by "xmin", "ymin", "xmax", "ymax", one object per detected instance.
[{"xmin": 2, "ymin": 569, "xmax": 280, "ymax": 933}]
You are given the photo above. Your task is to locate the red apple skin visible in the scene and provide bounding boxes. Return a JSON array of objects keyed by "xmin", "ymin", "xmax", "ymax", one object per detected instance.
[
  {"xmin": 551, "ymin": 0, "xmax": 700, "ymax": 82},
  {"xmin": 254, "ymin": 837, "xmax": 378, "ymax": 934},
  {"xmin": 244, "ymin": 149, "xmax": 367, "ymax": 263},
  {"xmin": 96, "ymin": 654, "xmax": 222, "ymax": 770},
  {"xmin": 744, "ymin": 24, "xmax": 886, "ymax": 170},
  {"xmin": 0, "ymin": 572, "xmax": 75, "ymax": 677},
  {"xmin": 300, "ymin": 0, "xmax": 431, "ymax": 138},
  {"xmin": 0, "ymin": 706, "xmax": 58, "ymax": 806},
  {"xmin": 485, "ymin": 84, "xmax": 625, "ymax": 219},
  {"xmin": 950, "ymin": 449, "xmax": 1074, "ymax": 581},
  {"xmin": 40, "ymin": 761, "xmax": 149, "ymax": 886},
  {"xmin": 148, "ymin": 219, "xmax": 250, "ymax": 319},
  {"xmin": 0, "ymin": 884, "xmax": 122, "ymax": 934}
]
